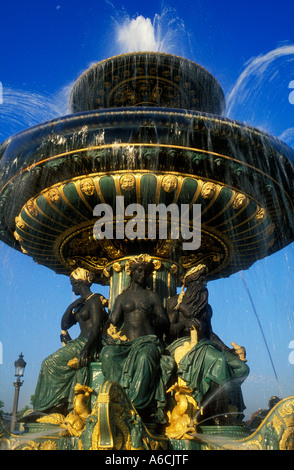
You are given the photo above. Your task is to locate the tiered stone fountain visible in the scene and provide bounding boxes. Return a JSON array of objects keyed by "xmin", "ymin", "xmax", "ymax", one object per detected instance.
[{"xmin": 0, "ymin": 52, "xmax": 294, "ymax": 450}]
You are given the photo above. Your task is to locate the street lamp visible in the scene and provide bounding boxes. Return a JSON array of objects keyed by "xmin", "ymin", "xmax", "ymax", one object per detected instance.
[{"xmin": 10, "ymin": 353, "xmax": 26, "ymax": 432}]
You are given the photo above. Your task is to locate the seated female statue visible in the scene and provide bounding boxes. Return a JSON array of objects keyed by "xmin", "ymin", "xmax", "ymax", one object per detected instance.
[
  {"xmin": 101, "ymin": 254, "xmax": 175, "ymax": 424},
  {"xmin": 32, "ymin": 267, "xmax": 107, "ymax": 415}
]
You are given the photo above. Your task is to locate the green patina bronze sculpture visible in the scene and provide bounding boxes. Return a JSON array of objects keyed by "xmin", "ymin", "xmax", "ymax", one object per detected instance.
[
  {"xmin": 32, "ymin": 268, "xmax": 107, "ymax": 415},
  {"xmin": 31, "ymin": 257, "xmax": 248, "ymax": 430},
  {"xmin": 27, "ymin": 257, "xmax": 249, "ymax": 439},
  {"xmin": 166, "ymin": 264, "xmax": 249, "ymax": 427},
  {"xmin": 101, "ymin": 254, "xmax": 175, "ymax": 427}
]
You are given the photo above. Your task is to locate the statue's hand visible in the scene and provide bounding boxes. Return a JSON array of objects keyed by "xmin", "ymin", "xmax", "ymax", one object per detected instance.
[
  {"xmin": 231, "ymin": 342, "xmax": 247, "ymax": 362},
  {"xmin": 60, "ymin": 330, "xmax": 71, "ymax": 345},
  {"xmin": 70, "ymin": 298, "xmax": 84, "ymax": 309},
  {"xmin": 77, "ymin": 349, "xmax": 90, "ymax": 368},
  {"xmin": 184, "ymin": 317, "xmax": 201, "ymax": 330}
]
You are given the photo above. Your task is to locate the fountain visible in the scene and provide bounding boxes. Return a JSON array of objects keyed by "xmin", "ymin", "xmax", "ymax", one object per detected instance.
[{"xmin": 0, "ymin": 51, "xmax": 294, "ymax": 450}]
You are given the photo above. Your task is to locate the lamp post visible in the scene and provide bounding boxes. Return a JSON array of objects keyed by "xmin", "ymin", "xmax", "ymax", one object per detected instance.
[{"xmin": 10, "ymin": 353, "xmax": 26, "ymax": 432}]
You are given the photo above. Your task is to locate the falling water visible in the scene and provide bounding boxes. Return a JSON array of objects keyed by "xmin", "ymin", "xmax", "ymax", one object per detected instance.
[
  {"xmin": 0, "ymin": 85, "xmax": 71, "ymax": 141},
  {"xmin": 224, "ymin": 45, "xmax": 294, "ymax": 409},
  {"xmin": 239, "ymin": 271, "xmax": 282, "ymax": 394},
  {"xmin": 226, "ymin": 44, "xmax": 294, "ymax": 144}
]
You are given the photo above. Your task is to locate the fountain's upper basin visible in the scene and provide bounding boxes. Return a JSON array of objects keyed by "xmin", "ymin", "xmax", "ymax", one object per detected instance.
[
  {"xmin": 0, "ymin": 107, "xmax": 293, "ymax": 280},
  {"xmin": 70, "ymin": 52, "xmax": 226, "ymax": 115}
]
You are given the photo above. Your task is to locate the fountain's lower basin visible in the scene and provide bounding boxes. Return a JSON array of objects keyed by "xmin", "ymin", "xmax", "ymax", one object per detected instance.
[
  {"xmin": 1, "ymin": 377, "xmax": 293, "ymax": 450},
  {"xmin": 0, "ymin": 107, "xmax": 293, "ymax": 282}
]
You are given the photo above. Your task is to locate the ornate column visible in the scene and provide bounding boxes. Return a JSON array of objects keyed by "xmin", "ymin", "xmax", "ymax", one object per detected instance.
[{"xmin": 103, "ymin": 257, "xmax": 179, "ymax": 310}]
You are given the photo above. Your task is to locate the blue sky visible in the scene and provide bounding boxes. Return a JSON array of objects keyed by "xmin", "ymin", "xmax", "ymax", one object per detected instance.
[{"xmin": 0, "ymin": 0, "xmax": 293, "ymax": 418}]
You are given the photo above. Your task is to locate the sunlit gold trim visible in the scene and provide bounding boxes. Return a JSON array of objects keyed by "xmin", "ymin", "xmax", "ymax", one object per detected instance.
[{"xmin": 2, "ymin": 142, "xmax": 293, "ymax": 213}]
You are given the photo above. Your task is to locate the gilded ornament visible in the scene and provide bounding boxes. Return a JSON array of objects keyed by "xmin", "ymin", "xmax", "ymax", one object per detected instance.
[
  {"xmin": 107, "ymin": 323, "xmax": 128, "ymax": 342},
  {"xmin": 67, "ymin": 357, "xmax": 79, "ymax": 369},
  {"xmin": 255, "ymin": 208, "xmax": 266, "ymax": 221},
  {"xmin": 201, "ymin": 182, "xmax": 216, "ymax": 199},
  {"xmin": 15, "ymin": 215, "xmax": 25, "ymax": 230},
  {"xmin": 37, "ymin": 384, "xmax": 93, "ymax": 438},
  {"xmin": 60, "ymin": 412, "xmax": 85, "ymax": 437},
  {"xmin": 25, "ymin": 200, "xmax": 38, "ymax": 217},
  {"xmin": 280, "ymin": 426, "xmax": 294, "ymax": 450},
  {"xmin": 165, "ymin": 383, "xmax": 198, "ymax": 439},
  {"xmin": 170, "ymin": 264, "xmax": 178, "ymax": 274},
  {"xmin": 165, "ymin": 328, "xmax": 199, "ymax": 439},
  {"xmin": 80, "ymin": 178, "xmax": 95, "ymax": 196},
  {"xmin": 70, "ymin": 267, "xmax": 94, "ymax": 284},
  {"xmin": 67, "ymin": 258, "xmax": 77, "ymax": 266},
  {"xmin": 244, "ymin": 439, "xmax": 263, "ymax": 450},
  {"xmin": 272, "ymin": 414, "xmax": 284, "ymax": 436},
  {"xmin": 231, "ymin": 341, "xmax": 247, "ymax": 362},
  {"xmin": 21, "ymin": 440, "xmax": 41, "ymax": 450},
  {"xmin": 85, "ymin": 381, "xmax": 169, "ymax": 450},
  {"xmin": 120, "ymin": 173, "xmax": 136, "ymax": 191},
  {"xmin": 83, "ymin": 256, "xmax": 109, "ymax": 271},
  {"xmin": 40, "ymin": 440, "xmax": 58, "ymax": 450},
  {"xmin": 152, "ymin": 259, "xmax": 162, "ymax": 270},
  {"xmin": 279, "ymin": 401, "xmax": 294, "ymax": 418},
  {"xmin": 37, "ymin": 413, "xmax": 65, "ymax": 425},
  {"xmin": 233, "ymin": 192, "xmax": 247, "ymax": 210},
  {"xmin": 212, "ymin": 253, "xmax": 223, "ymax": 262},
  {"xmin": 46, "ymin": 188, "xmax": 61, "ymax": 203},
  {"xmin": 13, "ymin": 231, "xmax": 22, "ymax": 242},
  {"xmin": 100, "ymin": 295, "xmax": 108, "ymax": 307},
  {"xmin": 113, "ymin": 262, "xmax": 122, "ymax": 272},
  {"xmin": 97, "ymin": 393, "xmax": 111, "ymax": 404},
  {"xmin": 103, "ymin": 268, "xmax": 110, "ymax": 278},
  {"xmin": 162, "ymin": 175, "xmax": 178, "ymax": 193}
]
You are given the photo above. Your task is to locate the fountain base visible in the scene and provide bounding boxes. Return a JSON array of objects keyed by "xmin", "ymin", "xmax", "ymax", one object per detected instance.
[{"xmin": 1, "ymin": 366, "xmax": 293, "ymax": 451}]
